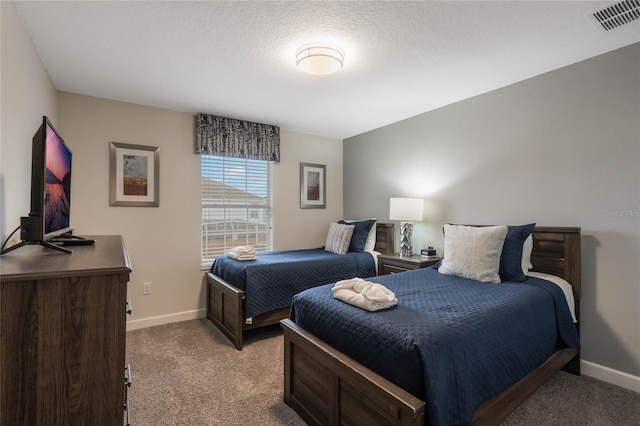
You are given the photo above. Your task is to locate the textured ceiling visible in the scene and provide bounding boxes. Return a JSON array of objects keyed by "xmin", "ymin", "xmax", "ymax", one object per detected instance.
[{"xmin": 14, "ymin": 1, "xmax": 640, "ymax": 139}]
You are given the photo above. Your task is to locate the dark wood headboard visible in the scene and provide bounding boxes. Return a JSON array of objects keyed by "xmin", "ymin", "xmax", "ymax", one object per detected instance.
[
  {"xmin": 530, "ymin": 226, "xmax": 581, "ymax": 304},
  {"xmin": 530, "ymin": 226, "xmax": 582, "ymax": 376},
  {"xmin": 373, "ymin": 224, "xmax": 580, "ymax": 300},
  {"xmin": 374, "ymin": 223, "xmax": 394, "ymax": 254},
  {"xmin": 454, "ymin": 225, "xmax": 581, "ymax": 305}
]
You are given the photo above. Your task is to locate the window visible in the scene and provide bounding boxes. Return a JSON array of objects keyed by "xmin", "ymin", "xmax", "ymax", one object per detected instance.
[{"xmin": 201, "ymin": 155, "xmax": 272, "ymax": 268}]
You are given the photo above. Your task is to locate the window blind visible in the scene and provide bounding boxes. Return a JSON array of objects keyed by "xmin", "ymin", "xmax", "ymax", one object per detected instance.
[{"xmin": 201, "ymin": 155, "xmax": 272, "ymax": 269}]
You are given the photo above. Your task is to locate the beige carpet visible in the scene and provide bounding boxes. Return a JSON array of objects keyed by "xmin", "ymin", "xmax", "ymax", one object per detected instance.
[{"xmin": 126, "ymin": 319, "xmax": 640, "ymax": 425}]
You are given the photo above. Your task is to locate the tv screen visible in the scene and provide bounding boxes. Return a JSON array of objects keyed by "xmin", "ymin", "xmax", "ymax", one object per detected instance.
[
  {"xmin": 23, "ymin": 116, "xmax": 73, "ymax": 242},
  {"xmin": 43, "ymin": 121, "xmax": 72, "ymax": 237}
]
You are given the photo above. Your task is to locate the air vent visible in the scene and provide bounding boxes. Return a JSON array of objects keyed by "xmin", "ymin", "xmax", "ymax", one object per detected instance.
[{"xmin": 592, "ymin": 0, "xmax": 640, "ymax": 31}]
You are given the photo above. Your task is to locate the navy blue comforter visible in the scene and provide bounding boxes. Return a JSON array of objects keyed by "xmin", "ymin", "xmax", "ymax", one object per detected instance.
[
  {"xmin": 290, "ymin": 266, "xmax": 579, "ymax": 426},
  {"xmin": 211, "ymin": 248, "xmax": 376, "ymax": 318}
]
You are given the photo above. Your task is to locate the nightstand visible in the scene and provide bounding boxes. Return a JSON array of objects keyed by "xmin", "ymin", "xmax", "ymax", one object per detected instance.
[{"xmin": 377, "ymin": 253, "xmax": 440, "ymax": 275}]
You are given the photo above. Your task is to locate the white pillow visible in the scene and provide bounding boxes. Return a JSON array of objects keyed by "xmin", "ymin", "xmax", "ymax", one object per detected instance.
[
  {"xmin": 439, "ymin": 225, "xmax": 508, "ymax": 283},
  {"xmin": 325, "ymin": 222, "xmax": 355, "ymax": 255},
  {"xmin": 521, "ymin": 235, "xmax": 533, "ymax": 274},
  {"xmin": 343, "ymin": 218, "xmax": 377, "ymax": 251},
  {"xmin": 526, "ymin": 271, "xmax": 576, "ymax": 323},
  {"xmin": 365, "ymin": 222, "xmax": 377, "ymax": 251}
]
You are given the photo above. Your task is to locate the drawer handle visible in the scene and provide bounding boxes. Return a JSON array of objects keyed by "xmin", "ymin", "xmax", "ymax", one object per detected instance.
[
  {"xmin": 124, "ymin": 398, "xmax": 131, "ymax": 426},
  {"xmin": 125, "ymin": 364, "xmax": 132, "ymax": 387},
  {"xmin": 126, "ymin": 300, "xmax": 132, "ymax": 315}
]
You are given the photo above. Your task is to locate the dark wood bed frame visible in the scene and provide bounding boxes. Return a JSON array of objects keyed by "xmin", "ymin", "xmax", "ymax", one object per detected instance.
[
  {"xmin": 282, "ymin": 226, "xmax": 581, "ymax": 426},
  {"xmin": 206, "ymin": 223, "xmax": 395, "ymax": 350}
]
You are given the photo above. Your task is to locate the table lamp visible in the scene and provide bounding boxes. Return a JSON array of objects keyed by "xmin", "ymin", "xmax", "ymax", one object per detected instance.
[{"xmin": 389, "ymin": 197, "xmax": 424, "ymax": 257}]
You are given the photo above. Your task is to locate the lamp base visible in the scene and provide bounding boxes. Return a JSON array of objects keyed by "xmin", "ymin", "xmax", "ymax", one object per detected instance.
[{"xmin": 399, "ymin": 222, "xmax": 413, "ymax": 257}]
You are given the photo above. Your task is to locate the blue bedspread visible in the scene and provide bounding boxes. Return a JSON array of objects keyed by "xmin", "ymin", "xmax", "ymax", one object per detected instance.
[
  {"xmin": 211, "ymin": 248, "xmax": 376, "ymax": 319},
  {"xmin": 290, "ymin": 266, "xmax": 579, "ymax": 426}
]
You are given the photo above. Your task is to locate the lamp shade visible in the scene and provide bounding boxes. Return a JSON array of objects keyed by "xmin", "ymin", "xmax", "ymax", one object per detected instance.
[{"xmin": 389, "ymin": 197, "xmax": 424, "ymax": 222}]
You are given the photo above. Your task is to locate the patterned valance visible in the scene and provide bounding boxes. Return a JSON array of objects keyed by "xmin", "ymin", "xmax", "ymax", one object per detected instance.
[{"xmin": 194, "ymin": 113, "xmax": 280, "ymax": 162}]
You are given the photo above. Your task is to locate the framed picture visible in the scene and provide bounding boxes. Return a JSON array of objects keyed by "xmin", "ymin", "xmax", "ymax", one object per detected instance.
[
  {"xmin": 300, "ymin": 162, "xmax": 326, "ymax": 209},
  {"xmin": 109, "ymin": 142, "xmax": 159, "ymax": 207}
]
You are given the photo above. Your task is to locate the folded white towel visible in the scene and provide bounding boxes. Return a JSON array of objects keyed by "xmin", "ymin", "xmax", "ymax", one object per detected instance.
[
  {"xmin": 333, "ymin": 277, "xmax": 362, "ymax": 290},
  {"xmin": 332, "ymin": 278, "xmax": 397, "ymax": 311},
  {"xmin": 229, "ymin": 246, "xmax": 256, "ymax": 254},
  {"xmin": 226, "ymin": 251, "xmax": 256, "ymax": 261}
]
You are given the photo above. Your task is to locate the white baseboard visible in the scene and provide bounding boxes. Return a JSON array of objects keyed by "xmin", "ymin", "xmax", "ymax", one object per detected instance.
[
  {"xmin": 581, "ymin": 360, "xmax": 640, "ymax": 393},
  {"xmin": 126, "ymin": 308, "xmax": 206, "ymax": 331}
]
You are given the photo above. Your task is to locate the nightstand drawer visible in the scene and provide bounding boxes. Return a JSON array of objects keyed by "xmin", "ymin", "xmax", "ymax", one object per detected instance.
[
  {"xmin": 377, "ymin": 253, "xmax": 440, "ymax": 276},
  {"xmin": 381, "ymin": 264, "xmax": 412, "ymax": 275}
]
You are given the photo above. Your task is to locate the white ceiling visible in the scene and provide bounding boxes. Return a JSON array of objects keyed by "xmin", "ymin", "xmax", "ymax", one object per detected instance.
[{"xmin": 14, "ymin": 1, "xmax": 640, "ymax": 139}]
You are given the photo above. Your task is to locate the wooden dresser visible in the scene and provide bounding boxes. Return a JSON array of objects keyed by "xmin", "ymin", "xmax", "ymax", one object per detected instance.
[{"xmin": 0, "ymin": 235, "xmax": 132, "ymax": 425}]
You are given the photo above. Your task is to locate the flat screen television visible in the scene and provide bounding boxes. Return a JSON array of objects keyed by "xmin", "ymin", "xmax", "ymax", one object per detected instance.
[
  {"xmin": 27, "ymin": 116, "xmax": 73, "ymax": 240},
  {"xmin": 0, "ymin": 116, "xmax": 76, "ymax": 255}
]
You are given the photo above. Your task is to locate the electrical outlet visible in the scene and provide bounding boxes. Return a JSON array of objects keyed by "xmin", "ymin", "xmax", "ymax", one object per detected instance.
[{"xmin": 143, "ymin": 282, "xmax": 152, "ymax": 295}]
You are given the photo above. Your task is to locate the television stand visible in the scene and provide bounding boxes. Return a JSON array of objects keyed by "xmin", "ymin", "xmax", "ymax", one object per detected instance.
[
  {"xmin": 58, "ymin": 231, "xmax": 85, "ymax": 240},
  {"xmin": 48, "ymin": 233, "xmax": 96, "ymax": 246},
  {"xmin": 0, "ymin": 239, "xmax": 71, "ymax": 255}
]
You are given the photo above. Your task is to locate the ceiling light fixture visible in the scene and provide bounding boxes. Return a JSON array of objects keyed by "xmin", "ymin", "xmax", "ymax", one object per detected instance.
[{"xmin": 296, "ymin": 42, "xmax": 344, "ymax": 75}]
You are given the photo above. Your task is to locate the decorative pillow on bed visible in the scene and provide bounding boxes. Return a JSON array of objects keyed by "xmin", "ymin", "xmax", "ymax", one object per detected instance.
[
  {"xmin": 439, "ymin": 224, "xmax": 508, "ymax": 283},
  {"xmin": 499, "ymin": 223, "xmax": 536, "ymax": 282},
  {"xmin": 325, "ymin": 222, "xmax": 355, "ymax": 255},
  {"xmin": 342, "ymin": 218, "xmax": 377, "ymax": 251},
  {"xmin": 338, "ymin": 219, "xmax": 376, "ymax": 252}
]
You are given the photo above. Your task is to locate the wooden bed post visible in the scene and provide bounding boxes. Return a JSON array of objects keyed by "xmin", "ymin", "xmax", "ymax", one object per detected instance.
[
  {"xmin": 282, "ymin": 319, "xmax": 425, "ymax": 426},
  {"xmin": 206, "ymin": 273, "xmax": 245, "ymax": 350}
]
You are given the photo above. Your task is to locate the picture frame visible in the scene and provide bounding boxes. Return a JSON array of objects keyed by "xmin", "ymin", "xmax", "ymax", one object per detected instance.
[
  {"xmin": 109, "ymin": 142, "xmax": 159, "ymax": 207},
  {"xmin": 300, "ymin": 162, "xmax": 326, "ymax": 209}
]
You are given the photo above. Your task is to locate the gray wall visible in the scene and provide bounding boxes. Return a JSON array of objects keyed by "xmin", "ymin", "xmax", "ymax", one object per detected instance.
[{"xmin": 344, "ymin": 43, "xmax": 640, "ymax": 377}]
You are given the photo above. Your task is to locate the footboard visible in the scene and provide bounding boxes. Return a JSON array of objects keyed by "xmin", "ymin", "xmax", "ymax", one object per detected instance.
[
  {"xmin": 206, "ymin": 272, "xmax": 244, "ymax": 350},
  {"xmin": 282, "ymin": 319, "xmax": 577, "ymax": 426},
  {"xmin": 281, "ymin": 319, "xmax": 425, "ymax": 426}
]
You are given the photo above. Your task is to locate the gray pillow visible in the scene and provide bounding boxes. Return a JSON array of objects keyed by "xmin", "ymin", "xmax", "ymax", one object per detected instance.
[
  {"xmin": 324, "ymin": 222, "xmax": 355, "ymax": 255},
  {"xmin": 439, "ymin": 225, "xmax": 508, "ymax": 283}
]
